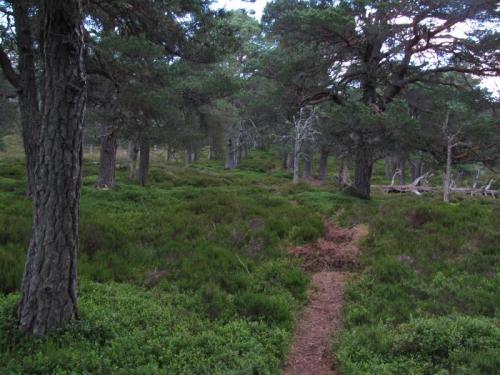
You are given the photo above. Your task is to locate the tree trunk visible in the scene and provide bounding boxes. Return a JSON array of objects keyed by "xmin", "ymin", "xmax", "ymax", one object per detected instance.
[
  {"xmin": 287, "ymin": 152, "xmax": 294, "ymax": 169},
  {"xmin": 96, "ymin": 130, "xmax": 117, "ymax": 189},
  {"xmin": 282, "ymin": 152, "xmax": 288, "ymax": 170},
  {"xmin": 128, "ymin": 141, "xmax": 138, "ymax": 179},
  {"xmin": 208, "ymin": 144, "xmax": 213, "ymax": 161},
  {"xmin": 353, "ymin": 143, "xmax": 373, "ymax": 199},
  {"xmin": 235, "ymin": 141, "xmax": 242, "ymax": 168},
  {"xmin": 12, "ymin": 1, "xmax": 41, "ymax": 197},
  {"xmin": 17, "ymin": 0, "xmax": 86, "ymax": 336},
  {"xmin": 138, "ymin": 140, "xmax": 150, "ymax": 186},
  {"xmin": 410, "ymin": 159, "xmax": 423, "ymax": 182},
  {"xmin": 384, "ymin": 156, "xmax": 397, "ymax": 180},
  {"xmin": 185, "ymin": 144, "xmax": 197, "ymax": 164},
  {"xmin": 89, "ymin": 143, "xmax": 93, "ymax": 156},
  {"xmin": 443, "ymin": 137, "xmax": 452, "ymax": 203},
  {"xmin": 293, "ymin": 142, "xmax": 300, "ymax": 184},
  {"xmin": 319, "ymin": 148, "xmax": 329, "ymax": 182},
  {"xmin": 442, "ymin": 110, "xmax": 452, "ymax": 203},
  {"xmin": 455, "ymin": 170, "xmax": 464, "ymax": 188},
  {"xmin": 225, "ymin": 138, "xmax": 235, "ymax": 169},
  {"xmin": 303, "ymin": 157, "xmax": 312, "ymax": 179},
  {"xmin": 338, "ymin": 158, "xmax": 349, "ymax": 187}
]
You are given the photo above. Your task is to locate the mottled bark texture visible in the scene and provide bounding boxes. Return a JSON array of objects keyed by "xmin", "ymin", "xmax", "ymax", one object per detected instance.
[
  {"xmin": 18, "ymin": 0, "xmax": 86, "ymax": 336},
  {"xmin": 97, "ymin": 130, "xmax": 117, "ymax": 188},
  {"xmin": 13, "ymin": 1, "xmax": 41, "ymax": 196},
  {"xmin": 138, "ymin": 140, "xmax": 150, "ymax": 186}
]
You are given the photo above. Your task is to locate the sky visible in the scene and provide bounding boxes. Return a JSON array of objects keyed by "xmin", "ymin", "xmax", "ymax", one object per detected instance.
[
  {"xmin": 213, "ymin": 0, "xmax": 268, "ymax": 20},
  {"xmin": 212, "ymin": 0, "xmax": 499, "ymax": 97}
]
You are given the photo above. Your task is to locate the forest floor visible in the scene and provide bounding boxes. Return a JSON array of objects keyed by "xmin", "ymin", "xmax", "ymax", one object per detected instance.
[{"xmin": 284, "ymin": 223, "xmax": 367, "ymax": 375}]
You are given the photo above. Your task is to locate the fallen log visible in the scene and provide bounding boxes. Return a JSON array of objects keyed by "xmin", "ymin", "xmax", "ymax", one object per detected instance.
[{"xmin": 381, "ymin": 185, "xmax": 499, "ymax": 197}]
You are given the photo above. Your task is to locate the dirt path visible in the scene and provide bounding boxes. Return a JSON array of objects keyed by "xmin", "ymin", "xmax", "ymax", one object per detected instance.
[{"xmin": 283, "ymin": 223, "xmax": 367, "ymax": 375}]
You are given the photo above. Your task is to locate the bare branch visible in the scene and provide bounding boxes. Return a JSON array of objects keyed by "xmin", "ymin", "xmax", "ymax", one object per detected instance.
[{"xmin": 0, "ymin": 46, "xmax": 20, "ymax": 89}]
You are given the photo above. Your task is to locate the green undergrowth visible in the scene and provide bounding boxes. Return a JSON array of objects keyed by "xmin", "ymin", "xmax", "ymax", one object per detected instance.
[
  {"xmin": 1, "ymin": 150, "xmax": 498, "ymax": 374},
  {"xmin": 336, "ymin": 196, "xmax": 500, "ymax": 374},
  {"xmin": 0, "ymin": 151, "xmax": 332, "ymax": 374}
]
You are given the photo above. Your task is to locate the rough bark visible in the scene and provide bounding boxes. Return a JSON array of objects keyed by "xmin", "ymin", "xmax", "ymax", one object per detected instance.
[
  {"xmin": 138, "ymin": 140, "xmax": 150, "ymax": 186},
  {"xmin": 319, "ymin": 149, "xmax": 329, "ymax": 182},
  {"xmin": 128, "ymin": 141, "xmax": 138, "ymax": 179},
  {"xmin": 96, "ymin": 130, "xmax": 117, "ymax": 189},
  {"xmin": 17, "ymin": 0, "xmax": 86, "ymax": 336},
  {"xmin": 12, "ymin": 1, "xmax": 41, "ymax": 196},
  {"xmin": 352, "ymin": 142, "xmax": 373, "ymax": 199}
]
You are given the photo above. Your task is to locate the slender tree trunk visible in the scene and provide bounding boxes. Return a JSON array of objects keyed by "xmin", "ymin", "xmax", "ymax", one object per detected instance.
[
  {"xmin": 192, "ymin": 144, "xmax": 198, "ymax": 162},
  {"xmin": 128, "ymin": 141, "xmax": 138, "ymax": 179},
  {"xmin": 384, "ymin": 156, "xmax": 398, "ymax": 180},
  {"xmin": 138, "ymin": 140, "xmax": 150, "ymax": 186},
  {"xmin": 17, "ymin": 0, "xmax": 86, "ymax": 336},
  {"xmin": 208, "ymin": 144, "xmax": 213, "ymax": 161},
  {"xmin": 287, "ymin": 152, "xmax": 294, "ymax": 169},
  {"xmin": 12, "ymin": 1, "xmax": 40, "ymax": 197},
  {"xmin": 353, "ymin": 142, "xmax": 373, "ymax": 199},
  {"xmin": 96, "ymin": 130, "xmax": 117, "ymax": 189},
  {"xmin": 443, "ymin": 137, "xmax": 453, "ymax": 203},
  {"xmin": 225, "ymin": 138, "xmax": 235, "ymax": 169},
  {"xmin": 455, "ymin": 170, "xmax": 464, "ymax": 188},
  {"xmin": 293, "ymin": 141, "xmax": 300, "ymax": 184},
  {"xmin": 410, "ymin": 159, "xmax": 422, "ymax": 182},
  {"xmin": 338, "ymin": 158, "xmax": 349, "ymax": 187},
  {"xmin": 282, "ymin": 152, "xmax": 288, "ymax": 170},
  {"xmin": 235, "ymin": 140, "xmax": 242, "ymax": 168},
  {"xmin": 442, "ymin": 110, "xmax": 452, "ymax": 203},
  {"xmin": 89, "ymin": 143, "xmax": 93, "ymax": 156},
  {"xmin": 319, "ymin": 148, "xmax": 329, "ymax": 182},
  {"xmin": 185, "ymin": 144, "xmax": 197, "ymax": 165}
]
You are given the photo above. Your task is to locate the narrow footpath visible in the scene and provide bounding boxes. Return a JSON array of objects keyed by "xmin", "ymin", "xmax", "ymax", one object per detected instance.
[{"xmin": 283, "ymin": 223, "xmax": 367, "ymax": 375}]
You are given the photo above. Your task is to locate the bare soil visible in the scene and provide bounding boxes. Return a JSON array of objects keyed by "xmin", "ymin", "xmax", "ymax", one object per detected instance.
[{"xmin": 283, "ymin": 223, "xmax": 367, "ymax": 375}]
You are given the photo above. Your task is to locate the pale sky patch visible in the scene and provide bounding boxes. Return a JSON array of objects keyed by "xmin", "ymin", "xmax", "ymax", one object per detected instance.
[
  {"xmin": 211, "ymin": 0, "xmax": 499, "ymax": 98},
  {"xmin": 212, "ymin": 0, "xmax": 268, "ymax": 20}
]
